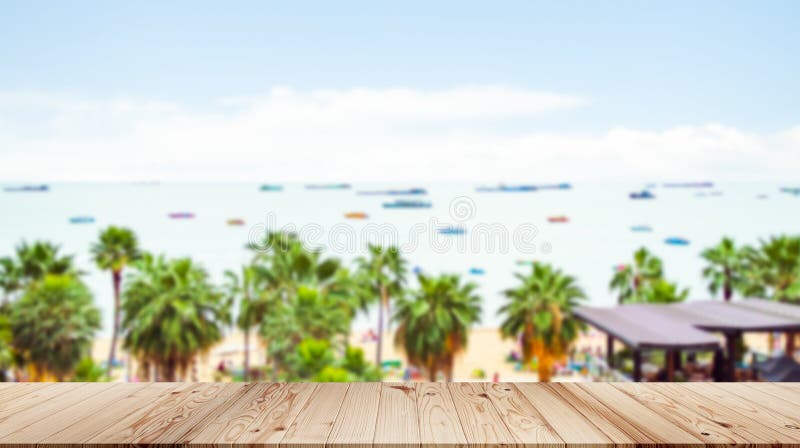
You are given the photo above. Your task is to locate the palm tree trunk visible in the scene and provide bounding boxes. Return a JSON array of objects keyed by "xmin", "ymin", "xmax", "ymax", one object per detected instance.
[
  {"xmin": 376, "ymin": 299, "xmax": 384, "ymax": 367},
  {"xmin": 106, "ymin": 270, "xmax": 122, "ymax": 377},
  {"xmin": 724, "ymin": 268, "xmax": 733, "ymax": 302},
  {"xmin": 243, "ymin": 327, "xmax": 251, "ymax": 381}
]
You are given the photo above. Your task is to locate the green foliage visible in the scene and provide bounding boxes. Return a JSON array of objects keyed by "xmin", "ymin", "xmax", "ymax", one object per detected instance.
[
  {"xmin": 11, "ymin": 275, "xmax": 100, "ymax": 380},
  {"xmin": 71, "ymin": 357, "xmax": 107, "ymax": 382},
  {"xmin": 393, "ymin": 274, "xmax": 481, "ymax": 381},
  {"xmin": 122, "ymin": 254, "xmax": 231, "ymax": 380},
  {"xmin": 91, "ymin": 226, "xmax": 141, "ymax": 273},
  {"xmin": 739, "ymin": 235, "xmax": 800, "ymax": 302},
  {"xmin": 284, "ymin": 338, "xmax": 382, "ymax": 381},
  {"xmin": 13, "ymin": 241, "xmax": 78, "ymax": 283},
  {"xmin": 0, "ymin": 311, "xmax": 12, "ymax": 381},
  {"xmin": 609, "ymin": 247, "xmax": 688, "ymax": 304},
  {"xmin": 701, "ymin": 237, "xmax": 744, "ymax": 301}
]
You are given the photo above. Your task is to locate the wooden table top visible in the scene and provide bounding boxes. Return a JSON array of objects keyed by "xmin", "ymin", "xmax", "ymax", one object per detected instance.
[{"xmin": 1, "ymin": 382, "xmax": 799, "ymax": 447}]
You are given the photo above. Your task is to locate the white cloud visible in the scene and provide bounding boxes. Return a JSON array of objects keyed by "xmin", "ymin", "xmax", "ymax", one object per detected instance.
[{"xmin": 0, "ymin": 86, "xmax": 797, "ymax": 182}]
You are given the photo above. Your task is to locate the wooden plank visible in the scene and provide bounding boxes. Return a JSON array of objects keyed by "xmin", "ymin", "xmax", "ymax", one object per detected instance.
[
  {"xmin": 665, "ymin": 383, "xmax": 800, "ymax": 443},
  {"xmin": 327, "ymin": 383, "xmax": 381, "ymax": 448},
  {"xmin": 726, "ymin": 383, "xmax": 800, "ymax": 419},
  {"xmin": 483, "ymin": 383, "xmax": 562, "ymax": 448},
  {"xmin": 750, "ymin": 382, "xmax": 800, "ymax": 407},
  {"xmin": 613, "ymin": 382, "xmax": 772, "ymax": 446},
  {"xmin": 0, "ymin": 383, "xmax": 108, "ymax": 439},
  {"xmin": 280, "ymin": 382, "xmax": 349, "ymax": 448},
  {"xmin": 0, "ymin": 382, "xmax": 83, "ymax": 424},
  {"xmin": 39, "ymin": 382, "xmax": 180, "ymax": 445},
  {"xmin": 416, "ymin": 382, "xmax": 467, "ymax": 448},
  {"xmin": 375, "ymin": 383, "xmax": 420, "ymax": 448},
  {"xmin": 573, "ymin": 383, "xmax": 703, "ymax": 446},
  {"xmin": 515, "ymin": 382, "xmax": 612, "ymax": 448},
  {"xmin": 0, "ymin": 382, "xmax": 49, "ymax": 404},
  {"xmin": 235, "ymin": 382, "xmax": 318, "ymax": 447},
  {"xmin": 0, "ymin": 383, "xmax": 149, "ymax": 444},
  {"xmin": 447, "ymin": 382, "xmax": 514, "ymax": 448}
]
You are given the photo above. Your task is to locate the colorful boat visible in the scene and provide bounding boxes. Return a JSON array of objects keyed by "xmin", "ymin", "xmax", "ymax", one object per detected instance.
[
  {"xmin": 226, "ymin": 218, "xmax": 245, "ymax": 226},
  {"xmin": 382, "ymin": 200, "xmax": 431, "ymax": 209},
  {"xmin": 358, "ymin": 188, "xmax": 427, "ymax": 196},
  {"xmin": 168, "ymin": 212, "xmax": 195, "ymax": 219},
  {"xmin": 3, "ymin": 184, "xmax": 49, "ymax": 192},
  {"xmin": 629, "ymin": 190, "xmax": 655, "ymax": 199},
  {"xmin": 438, "ymin": 226, "xmax": 466, "ymax": 235},
  {"xmin": 69, "ymin": 216, "xmax": 95, "ymax": 224},
  {"xmin": 547, "ymin": 215, "xmax": 569, "ymax": 223},
  {"xmin": 344, "ymin": 212, "xmax": 368, "ymax": 219},
  {"xmin": 664, "ymin": 237, "xmax": 690, "ymax": 246},
  {"xmin": 305, "ymin": 183, "xmax": 351, "ymax": 190},
  {"xmin": 259, "ymin": 184, "xmax": 283, "ymax": 192},
  {"xmin": 515, "ymin": 260, "xmax": 534, "ymax": 266},
  {"xmin": 630, "ymin": 225, "xmax": 653, "ymax": 232},
  {"xmin": 469, "ymin": 267, "xmax": 486, "ymax": 275}
]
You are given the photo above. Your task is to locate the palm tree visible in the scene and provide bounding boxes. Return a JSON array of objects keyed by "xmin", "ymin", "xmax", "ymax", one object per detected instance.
[
  {"xmin": 355, "ymin": 244, "xmax": 407, "ymax": 367},
  {"xmin": 122, "ymin": 254, "xmax": 230, "ymax": 381},
  {"xmin": 609, "ymin": 247, "xmax": 663, "ymax": 304},
  {"xmin": 10, "ymin": 275, "xmax": 100, "ymax": 381},
  {"xmin": 643, "ymin": 278, "xmax": 689, "ymax": 303},
  {"xmin": 91, "ymin": 226, "xmax": 141, "ymax": 376},
  {"xmin": 701, "ymin": 237, "xmax": 742, "ymax": 301},
  {"xmin": 14, "ymin": 241, "xmax": 77, "ymax": 282},
  {"xmin": 393, "ymin": 274, "xmax": 481, "ymax": 381},
  {"xmin": 745, "ymin": 236, "xmax": 800, "ymax": 302},
  {"xmin": 0, "ymin": 257, "xmax": 22, "ymax": 304},
  {"xmin": 225, "ymin": 265, "xmax": 268, "ymax": 380},
  {"xmin": 499, "ymin": 263, "xmax": 585, "ymax": 382},
  {"xmin": 0, "ymin": 311, "xmax": 12, "ymax": 382}
]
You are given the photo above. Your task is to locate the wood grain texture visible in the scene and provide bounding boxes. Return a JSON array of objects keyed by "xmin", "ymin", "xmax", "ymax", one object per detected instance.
[{"xmin": 0, "ymin": 382, "xmax": 798, "ymax": 448}]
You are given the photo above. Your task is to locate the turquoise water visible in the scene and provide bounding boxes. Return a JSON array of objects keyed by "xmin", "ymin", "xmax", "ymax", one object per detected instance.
[{"xmin": 1, "ymin": 182, "xmax": 797, "ymax": 336}]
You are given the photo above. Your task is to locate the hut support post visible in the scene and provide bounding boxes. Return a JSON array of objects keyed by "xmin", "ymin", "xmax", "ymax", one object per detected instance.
[
  {"xmin": 606, "ymin": 335, "xmax": 614, "ymax": 368},
  {"xmin": 787, "ymin": 332, "xmax": 796, "ymax": 358},
  {"xmin": 633, "ymin": 349, "xmax": 642, "ymax": 382},
  {"xmin": 666, "ymin": 349, "xmax": 675, "ymax": 381},
  {"xmin": 725, "ymin": 331, "xmax": 741, "ymax": 381}
]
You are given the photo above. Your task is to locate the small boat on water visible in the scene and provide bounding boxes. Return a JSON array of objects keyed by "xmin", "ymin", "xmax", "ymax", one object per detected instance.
[
  {"xmin": 305, "ymin": 183, "xmax": 351, "ymax": 190},
  {"xmin": 169, "ymin": 212, "xmax": 195, "ymax": 219},
  {"xmin": 69, "ymin": 216, "xmax": 95, "ymax": 224},
  {"xmin": 412, "ymin": 266, "xmax": 423, "ymax": 275},
  {"xmin": 469, "ymin": 267, "xmax": 485, "ymax": 275},
  {"xmin": 629, "ymin": 190, "xmax": 655, "ymax": 200},
  {"xmin": 757, "ymin": 194, "xmax": 769, "ymax": 200},
  {"xmin": 630, "ymin": 225, "xmax": 653, "ymax": 232},
  {"xmin": 537, "ymin": 183, "xmax": 572, "ymax": 190},
  {"xmin": 515, "ymin": 260, "xmax": 534, "ymax": 266},
  {"xmin": 260, "ymin": 184, "xmax": 283, "ymax": 192},
  {"xmin": 664, "ymin": 237, "xmax": 690, "ymax": 246},
  {"xmin": 476, "ymin": 184, "xmax": 537, "ymax": 193},
  {"xmin": 663, "ymin": 182, "xmax": 713, "ymax": 188},
  {"xmin": 438, "ymin": 226, "xmax": 466, "ymax": 235},
  {"xmin": 3, "ymin": 184, "xmax": 49, "ymax": 192},
  {"xmin": 358, "ymin": 188, "xmax": 427, "ymax": 196},
  {"xmin": 547, "ymin": 215, "xmax": 569, "ymax": 224},
  {"xmin": 383, "ymin": 200, "xmax": 431, "ymax": 209},
  {"xmin": 344, "ymin": 212, "xmax": 368, "ymax": 220},
  {"xmin": 780, "ymin": 187, "xmax": 800, "ymax": 196},
  {"xmin": 227, "ymin": 218, "xmax": 245, "ymax": 226}
]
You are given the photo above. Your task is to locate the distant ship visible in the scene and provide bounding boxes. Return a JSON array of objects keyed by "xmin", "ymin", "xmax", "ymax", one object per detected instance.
[
  {"xmin": 259, "ymin": 184, "xmax": 283, "ymax": 192},
  {"xmin": 630, "ymin": 225, "xmax": 653, "ymax": 232},
  {"xmin": 469, "ymin": 267, "xmax": 486, "ymax": 275},
  {"xmin": 358, "ymin": 188, "xmax": 427, "ymax": 196},
  {"xmin": 515, "ymin": 260, "xmax": 534, "ymax": 266},
  {"xmin": 344, "ymin": 212, "xmax": 368, "ymax": 219},
  {"xmin": 476, "ymin": 184, "xmax": 537, "ymax": 193},
  {"xmin": 168, "ymin": 212, "xmax": 195, "ymax": 219},
  {"xmin": 305, "ymin": 183, "xmax": 351, "ymax": 190},
  {"xmin": 547, "ymin": 215, "xmax": 569, "ymax": 223},
  {"xmin": 664, "ymin": 237, "xmax": 690, "ymax": 246},
  {"xmin": 69, "ymin": 216, "xmax": 95, "ymax": 224},
  {"xmin": 226, "ymin": 218, "xmax": 245, "ymax": 226},
  {"xmin": 382, "ymin": 200, "xmax": 431, "ymax": 209},
  {"xmin": 629, "ymin": 190, "xmax": 655, "ymax": 199},
  {"xmin": 663, "ymin": 182, "xmax": 713, "ymax": 188},
  {"xmin": 3, "ymin": 184, "xmax": 49, "ymax": 192},
  {"xmin": 780, "ymin": 187, "xmax": 800, "ymax": 196},
  {"xmin": 438, "ymin": 226, "xmax": 466, "ymax": 235}
]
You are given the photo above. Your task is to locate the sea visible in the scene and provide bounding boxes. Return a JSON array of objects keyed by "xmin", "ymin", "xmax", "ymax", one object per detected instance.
[{"xmin": 1, "ymin": 181, "xmax": 798, "ymax": 336}]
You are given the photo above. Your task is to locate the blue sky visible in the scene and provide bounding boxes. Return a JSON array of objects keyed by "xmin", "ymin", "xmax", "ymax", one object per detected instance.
[{"xmin": 1, "ymin": 1, "xmax": 799, "ymax": 181}]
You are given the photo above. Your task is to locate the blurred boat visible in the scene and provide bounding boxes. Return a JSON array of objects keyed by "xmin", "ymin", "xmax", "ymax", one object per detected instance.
[
  {"xmin": 260, "ymin": 184, "xmax": 283, "ymax": 192},
  {"xmin": 358, "ymin": 188, "xmax": 427, "ymax": 195},
  {"xmin": 757, "ymin": 194, "xmax": 769, "ymax": 200},
  {"xmin": 383, "ymin": 200, "xmax": 431, "ymax": 209},
  {"xmin": 547, "ymin": 215, "xmax": 569, "ymax": 223},
  {"xmin": 227, "ymin": 218, "xmax": 245, "ymax": 226},
  {"xmin": 305, "ymin": 183, "xmax": 351, "ymax": 190},
  {"xmin": 469, "ymin": 267, "xmax": 485, "ymax": 275},
  {"xmin": 4, "ymin": 184, "xmax": 49, "ymax": 192},
  {"xmin": 344, "ymin": 212, "xmax": 368, "ymax": 219},
  {"xmin": 780, "ymin": 187, "xmax": 800, "ymax": 196},
  {"xmin": 515, "ymin": 260, "xmax": 534, "ymax": 266},
  {"xmin": 664, "ymin": 237, "xmax": 690, "ymax": 246},
  {"xmin": 438, "ymin": 226, "xmax": 466, "ymax": 235},
  {"xmin": 169, "ymin": 212, "xmax": 195, "ymax": 219},
  {"xmin": 629, "ymin": 190, "xmax": 655, "ymax": 199},
  {"xmin": 69, "ymin": 216, "xmax": 95, "ymax": 224},
  {"xmin": 537, "ymin": 183, "xmax": 572, "ymax": 190},
  {"xmin": 476, "ymin": 184, "xmax": 537, "ymax": 193},
  {"xmin": 412, "ymin": 266, "xmax": 423, "ymax": 274},
  {"xmin": 663, "ymin": 182, "xmax": 713, "ymax": 188},
  {"xmin": 630, "ymin": 225, "xmax": 653, "ymax": 232}
]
